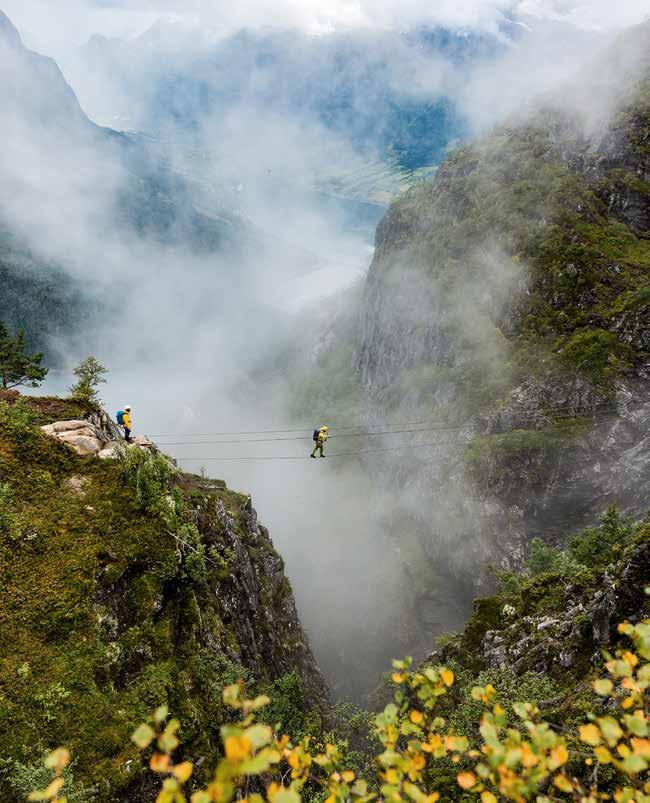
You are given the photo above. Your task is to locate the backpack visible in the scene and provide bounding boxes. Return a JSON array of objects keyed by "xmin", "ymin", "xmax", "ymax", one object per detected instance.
[
  {"xmin": 116, "ymin": 410, "xmax": 125, "ymax": 425},
  {"xmin": 313, "ymin": 429, "xmax": 319, "ymax": 442}
]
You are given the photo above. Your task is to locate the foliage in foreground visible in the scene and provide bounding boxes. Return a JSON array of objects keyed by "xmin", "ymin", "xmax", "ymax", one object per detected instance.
[{"xmin": 31, "ymin": 613, "xmax": 649, "ymax": 803}]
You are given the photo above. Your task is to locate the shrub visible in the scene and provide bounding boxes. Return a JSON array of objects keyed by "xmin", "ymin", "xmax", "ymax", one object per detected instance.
[
  {"xmin": 568, "ymin": 506, "xmax": 634, "ymax": 569},
  {"xmin": 0, "ymin": 396, "xmax": 38, "ymax": 434},
  {"xmin": 0, "ymin": 753, "xmax": 98, "ymax": 802},
  {"xmin": 31, "ymin": 611, "xmax": 650, "ymax": 803},
  {"xmin": 526, "ymin": 537, "xmax": 581, "ymax": 578},
  {"xmin": 119, "ymin": 447, "xmax": 179, "ymax": 523}
]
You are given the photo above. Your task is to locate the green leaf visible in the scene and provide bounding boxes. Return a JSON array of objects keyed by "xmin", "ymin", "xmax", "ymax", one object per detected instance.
[
  {"xmin": 240, "ymin": 754, "xmax": 272, "ymax": 775},
  {"xmin": 131, "ymin": 724, "xmax": 155, "ymax": 749},
  {"xmin": 158, "ymin": 719, "xmax": 181, "ymax": 753},
  {"xmin": 273, "ymin": 788, "xmax": 301, "ymax": 803},
  {"xmin": 623, "ymin": 715, "xmax": 648, "ymax": 737},
  {"xmin": 597, "ymin": 716, "xmax": 623, "ymax": 746},
  {"xmin": 244, "ymin": 724, "xmax": 272, "ymax": 749},
  {"xmin": 250, "ymin": 695, "xmax": 271, "ymax": 711},
  {"xmin": 593, "ymin": 679, "xmax": 613, "ymax": 696},
  {"xmin": 512, "ymin": 702, "xmax": 532, "ymax": 720},
  {"xmin": 620, "ymin": 754, "xmax": 647, "ymax": 774}
]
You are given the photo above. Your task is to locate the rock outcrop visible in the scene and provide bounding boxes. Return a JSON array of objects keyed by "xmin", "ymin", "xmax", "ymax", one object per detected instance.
[
  {"xmin": 41, "ymin": 409, "xmax": 165, "ymax": 462},
  {"xmin": 445, "ymin": 531, "xmax": 649, "ymax": 685},
  {"xmin": 41, "ymin": 419, "xmax": 110, "ymax": 455}
]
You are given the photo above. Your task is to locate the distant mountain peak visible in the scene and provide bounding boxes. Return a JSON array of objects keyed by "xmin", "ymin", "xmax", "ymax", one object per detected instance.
[{"xmin": 0, "ymin": 10, "xmax": 23, "ymax": 49}]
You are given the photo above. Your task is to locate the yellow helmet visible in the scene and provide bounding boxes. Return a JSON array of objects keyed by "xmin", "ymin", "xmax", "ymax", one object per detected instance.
[{"xmin": 322, "ymin": 426, "xmax": 329, "ymax": 431}]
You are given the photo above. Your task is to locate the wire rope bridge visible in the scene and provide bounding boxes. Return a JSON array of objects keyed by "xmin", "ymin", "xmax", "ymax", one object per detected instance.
[{"xmin": 149, "ymin": 401, "xmax": 621, "ymax": 463}]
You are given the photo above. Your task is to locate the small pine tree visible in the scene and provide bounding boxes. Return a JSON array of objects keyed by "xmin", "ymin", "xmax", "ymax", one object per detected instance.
[
  {"xmin": 0, "ymin": 321, "xmax": 48, "ymax": 390},
  {"xmin": 69, "ymin": 357, "xmax": 108, "ymax": 404}
]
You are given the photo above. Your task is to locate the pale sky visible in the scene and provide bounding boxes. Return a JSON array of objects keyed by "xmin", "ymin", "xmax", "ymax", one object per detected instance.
[{"xmin": 2, "ymin": 0, "xmax": 649, "ymax": 56}]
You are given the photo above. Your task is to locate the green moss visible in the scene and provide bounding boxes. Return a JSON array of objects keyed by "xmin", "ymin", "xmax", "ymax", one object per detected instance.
[
  {"xmin": 0, "ymin": 398, "xmax": 320, "ymax": 800},
  {"xmin": 465, "ymin": 421, "xmax": 587, "ymax": 467},
  {"xmin": 557, "ymin": 328, "xmax": 634, "ymax": 380}
]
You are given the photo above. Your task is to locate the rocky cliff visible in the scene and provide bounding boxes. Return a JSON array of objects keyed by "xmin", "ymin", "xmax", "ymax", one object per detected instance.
[
  {"xmin": 0, "ymin": 392, "xmax": 327, "ymax": 800},
  {"xmin": 353, "ymin": 22, "xmax": 649, "ymax": 601},
  {"xmin": 271, "ymin": 22, "xmax": 650, "ymax": 679}
]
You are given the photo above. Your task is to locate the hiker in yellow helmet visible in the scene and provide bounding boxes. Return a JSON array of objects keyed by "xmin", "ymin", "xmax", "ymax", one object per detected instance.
[
  {"xmin": 310, "ymin": 426, "xmax": 329, "ymax": 458},
  {"xmin": 122, "ymin": 405, "xmax": 132, "ymax": 443}
]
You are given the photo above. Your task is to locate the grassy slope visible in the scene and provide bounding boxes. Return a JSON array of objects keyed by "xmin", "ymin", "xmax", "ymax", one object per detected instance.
[{"xmin": 0, "ymin": 394, "xmax": 322, "ymax": 800}]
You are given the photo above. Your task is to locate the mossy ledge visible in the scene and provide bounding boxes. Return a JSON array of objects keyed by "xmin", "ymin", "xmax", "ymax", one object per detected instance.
[{"xmin": 0, "ymin": 392, "xmax": 328, "ymax": 800}]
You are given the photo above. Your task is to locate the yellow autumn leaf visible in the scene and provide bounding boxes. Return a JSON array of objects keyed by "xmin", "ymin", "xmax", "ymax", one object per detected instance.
[
  {"xmin": 481, "ymin": 793, "xmax": 497, "ymax": 803},
  {"xmin": 579, "ymin": 724, "xmax": 602, "ymax": 746},
  {"xmin": 45, "ymin": 749, "xmax": 71, "ymax": 771},
  {"xmin": 409, "ymin": 710, "xmax": 424, "ymax": 724},
  {"xmin": 150, "ymin": 753, "xmax": 170, "ymax": 773},
  {"xmin": 616, "ymin": 743, "xmax": 631, "ymax": 758},
  {"xmin": 341, "ymin": 771, "xmax": 355, "ymax": 783},
  {"xmin": 173, "ymin": 762, "xmax": 193, "ymax": 783},
  {"xmin": 457, "ymin": 771, "xmax": 476, "ymax": 790},
  {"xmin": 441, "ymin": 669, "xmax": 455, "ymax": 687},
  {"xmin": 631, "ymin": 738, "xmax": 650, "ymax": 758},
  {"xmin": 594, "ymin": 746, "xmax": 613, "ymax": 764},
  {"xmin": 550, "ymin": 745, "xmax": 569, "ymax": 768},
  {"xmin": 45, "ymin": 778, "xmax": 65, "ymax": 798},
  {"xmin": 224, "ymin": 735, "xmax": 252, "ymax": 763},
  {"xmin": 553, "ymin": 774, "xmax": 573, "ymax": 793}
]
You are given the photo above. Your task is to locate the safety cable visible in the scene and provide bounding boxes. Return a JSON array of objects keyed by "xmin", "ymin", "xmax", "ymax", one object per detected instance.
[
  {"xmin": 159, "ymin": 407, "xmax": 618, "ymax": 447},
  {"xmin": 152, "ymin": 399, "xmax": 620, "ymax": 440},
  {"xmin": 174, "ymin": 420, "xmax": 597, "ymax": 462}
]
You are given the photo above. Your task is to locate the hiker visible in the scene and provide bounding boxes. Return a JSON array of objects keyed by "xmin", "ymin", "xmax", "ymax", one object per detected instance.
[
  {"xmin": 116, "ymin": 405, "xmax": 132, "ymax": 443},
  {"xmin": 311, "ymin": 426, "xmax": 329, "ymax": 458}
]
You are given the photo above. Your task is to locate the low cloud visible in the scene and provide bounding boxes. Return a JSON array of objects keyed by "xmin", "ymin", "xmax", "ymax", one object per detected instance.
[{"xmin": 2, "ymin": 0, "xmax": 648, "ymax": 55}]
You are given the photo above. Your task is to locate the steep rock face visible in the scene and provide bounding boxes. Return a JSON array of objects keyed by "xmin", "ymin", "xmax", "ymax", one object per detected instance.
[
  {"xmin": 354, "ymin": 25, "xmax": 650, "ymax": 591},
  {"xmin": 0, "ymin": 395, "xmax": 327, "ymax": 800},
  {"xmin": 443, "ymin": 527, "xmax": 650, "ymax": 685}
]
